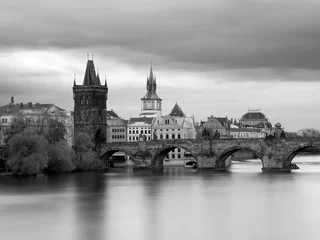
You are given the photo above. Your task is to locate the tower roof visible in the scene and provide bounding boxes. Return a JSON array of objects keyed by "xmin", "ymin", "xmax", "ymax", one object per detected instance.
[
  {"xmin": 82, "ymin": 60, "xmax": 101, "ymax": 86},
  {"xmin": 169, "ymin": 103, "xmax": 185, "ymax": 117},
  {"xmin": 141, "ymin": 65, "xmax": 162, "ymax": 100}
]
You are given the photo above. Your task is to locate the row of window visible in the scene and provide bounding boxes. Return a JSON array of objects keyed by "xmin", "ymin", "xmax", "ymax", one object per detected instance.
[
  {"xmin": 112, "ymin": 128, "xmax": 125, "ymax": 132},
  {"xmin": 154, "ymin": 129, "xmax": 181, "ymax": 131},
  {"xmin": 129, "ymin": 130, "xmax": 151, "ymax": 134},
  {"xmin": 128, "ymin": 136, "xmax": 151, "ymax": 141},
  {"xmin": 158, "ymin": 134, "xmax": 181, "ymax": 140},
  {"xmin": 165, "ymin": 154, "xmax": 182, "ymax": 159},
  {"xmin": 112, "ymin": 135, "xmax": 125, "ymax": 139},
  {"xmin": 79, "ymin": 99, "xmax": 104, "ymax": 105},
  {"xmin": 1, "ymin": 119, "xmax": 8, "ymax": 123},
  {"xmin": 128, "ymin": 127, "xmax": 150, "ymax": 130}
]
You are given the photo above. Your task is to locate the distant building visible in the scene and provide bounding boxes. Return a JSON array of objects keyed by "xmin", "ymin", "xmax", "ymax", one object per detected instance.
[
  {"xmin": 140, "ymin": 65, "xmax": 162, "ymax": 118},
  {"xmin": 230, "ymin": 128, "xmax": 265, "ymax": 139},
  {"xmin": 127, "ymin": 117, "xmax": 154, "ymax": 142},
  {"xmin": 152, "ymin": 103, "xmax": 196, "ymax": 162},
  {"xmin": 73, "ymin": 58, "xmax": 108, "ymax": 144},
  {"xmin": 106, "ymin": 110, "xmax": 127, "ymax": 143},
  {"xmin": 297, "ymin": 128, "xmax": 320, "ymax": 138},
  {"xmin": 239, "ymin": 109, "xmax": 271, "ymax": 128},
  {"xmin": 197, "ymin": 115, "xmax": 231, "ymax": 139},
  {"xmin": 0, "ymin": 97, "xmax": 73, "ymax": 146}
]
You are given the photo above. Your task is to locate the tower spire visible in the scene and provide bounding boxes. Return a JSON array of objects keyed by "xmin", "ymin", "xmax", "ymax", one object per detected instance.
[{"xmin": 74, "ymin": 74, "xmax": 76, "ymax": 86}]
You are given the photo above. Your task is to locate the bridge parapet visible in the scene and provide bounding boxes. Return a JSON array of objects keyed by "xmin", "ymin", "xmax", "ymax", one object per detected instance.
[{"xmin": 99, "ymin": 139, "xmax": 320, "ymax": 172}]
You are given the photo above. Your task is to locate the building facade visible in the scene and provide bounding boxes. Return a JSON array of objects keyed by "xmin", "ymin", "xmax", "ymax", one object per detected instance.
[
  {"xmin": 197, "ymin": 115, "xmax": 231, "ymax": 139},
  {"xmin": 230, "ymin": 128, "xmax": 265, "ymax": 139},
  {"xmin": 106, "ymin": 110, "xmax": 127, "ymax": 143},
  {"xmin": 73, "ymin": 59, "xmax": 108, "ymax": 145},
  {"xmin": 0, "ymin": 97, "xmax": 73, "ymax": 146},
  {"xmin": 127, "ymin": 117, "xmax": 154, "ymax": 142},
  {"xmin": 152, "ymin": 103, "xmax": 196, "ymax": 163}
]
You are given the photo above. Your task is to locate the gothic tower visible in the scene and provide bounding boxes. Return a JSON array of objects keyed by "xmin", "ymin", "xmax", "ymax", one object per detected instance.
[
  {"xmin": 73, "ymin": 58, "xmax": 108, "ymax": 145},
  {"xmin": 140, "ymin": 65, "xmax": 162, "ymax": 117}
]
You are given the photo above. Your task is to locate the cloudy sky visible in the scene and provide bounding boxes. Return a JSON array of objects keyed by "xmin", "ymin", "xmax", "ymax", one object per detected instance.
[{"xmin": 1, "ymin": 0, "xmax": 320, "ymax": 131}]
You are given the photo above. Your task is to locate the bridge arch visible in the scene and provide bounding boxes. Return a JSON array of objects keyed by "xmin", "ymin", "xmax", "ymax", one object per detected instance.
[
  {"xmin": 283, "ymin": 142, "xmax": 318, "ymax": 168},
  {"xmin": 216, "ymin": 146, "xmax": 262, "ymax": 169},
  {"xmin": 153, "ymin": 144, "xmax": 197, "ymax": 167},
  {"xmin": 100, "ymin": 148, "xmax": 134, "ymax": 164}
]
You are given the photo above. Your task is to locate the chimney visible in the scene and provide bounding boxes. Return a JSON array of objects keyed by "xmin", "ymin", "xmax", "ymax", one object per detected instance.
[
  {"xmin": 20, "ymin": 103, "xmax": 23, "ymax": 108},
  {"xmin": 11, "ymin": 96, "xmax": 14, "ymax": 105}
]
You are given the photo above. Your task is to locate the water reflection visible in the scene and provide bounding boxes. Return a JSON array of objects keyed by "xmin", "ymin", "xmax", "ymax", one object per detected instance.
[{"xmin": 1, "ymin": 157, "xmax": 320, "ymax": 240}]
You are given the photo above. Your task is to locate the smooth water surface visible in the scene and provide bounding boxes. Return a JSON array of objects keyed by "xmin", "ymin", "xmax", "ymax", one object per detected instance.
[{"xmin": 1, "ymin": 156, "xmax": 320, "ymax": 240}]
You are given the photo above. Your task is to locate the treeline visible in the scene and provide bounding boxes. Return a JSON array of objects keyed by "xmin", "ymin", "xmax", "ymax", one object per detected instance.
[{"xmin": 3, "ymin": 117, "xmax": 103, "ymax": 176}]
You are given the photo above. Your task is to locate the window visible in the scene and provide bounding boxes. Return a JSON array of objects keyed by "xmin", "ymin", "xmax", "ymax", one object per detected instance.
[
  {"xmin": 160, "ymin": 134, "xmax": 163, "ymax": 139},
  {"xmin": 148, "ymin": 130, "xmax": 150, "ymax": 134},
  {"xmin": 172, "ymin": 134, "xmax": 175, "ymax": 139},
  {"xmin": 129, "ymin": 137, "xmax": 131, "ymax": 141},
  {"xmin": 178, "ymin": 148, "xmax": 181, "ymax": 152},
  {"xmin": 165, "ymin": 119, "xmax": 169, "ymax": 124},
  {"xmin": 178, "ymin": 134, "xmax": 181, "ymax": 139},
  {"xmin": 166, "ymin": 134, "xmax": 169, "ymax": 139},
  {"xmin": 178, "ymin": 154, "xmax": 181, "ymax": 159}
]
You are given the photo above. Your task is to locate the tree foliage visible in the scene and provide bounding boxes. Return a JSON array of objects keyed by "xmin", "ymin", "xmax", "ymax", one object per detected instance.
[
  {"xmin": 45, "ymin": 119, "xmax": 67, "ymax": 143},
  {"xmin": 74, "ymin": 132, "xmax": 94, "ymax": 152},
  {"xmin": 46, "ymin": 141, "xmax": 75, "ymax": 173},
  {"xmin": 73, "ymin": 132, "xmax": 103, "ymax": 170},
  {"xmin": 4, "ymin": 116, "xmax": 27, "ymax": 146},
  {"xmin": 7, "ymin": 130, "xmax": 48, "ymax": 175}
]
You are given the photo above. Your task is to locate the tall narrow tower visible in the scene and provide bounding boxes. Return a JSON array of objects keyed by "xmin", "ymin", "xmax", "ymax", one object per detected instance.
[
  {"xmin": 73, "ymin": 58, "xmax": 108, "ymax": 144},
  {"xmin": 140, "ymin": 64, "xmax": 162, "ymax": 117}
]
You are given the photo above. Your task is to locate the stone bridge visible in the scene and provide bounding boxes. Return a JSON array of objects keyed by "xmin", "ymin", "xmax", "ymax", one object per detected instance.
[{"xmin": 99, "ymin": 139, "xmax": 320, "ymax": 172}]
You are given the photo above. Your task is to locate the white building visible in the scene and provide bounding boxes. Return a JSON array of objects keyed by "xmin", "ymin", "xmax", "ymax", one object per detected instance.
[
  {"xmin": 230, "ymin": 128, "xmax": 266, "ymax": 139},
  {"xmin": 127, "ymin": 117, "xmax": 154, "ymax": 142},
  {"xmin": 152, "ymin": 103, "xmax": 196, "ymax": 163}
]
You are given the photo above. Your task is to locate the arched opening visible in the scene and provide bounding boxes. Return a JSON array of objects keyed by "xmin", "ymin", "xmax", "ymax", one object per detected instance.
[
  {"xmin": 154, "ymin": 146, "xmax": 197, "ymax": 169},
  {"xmin": 101, "ymin": 149, "xmax": 133, "ymax": 168},
  {"xmin": 216, "ymin": 147, "xmax": 262, "ymax": 171},
  {"xmin": 284, "ymin": 145, "xmax": 320, "ymax": 170}
]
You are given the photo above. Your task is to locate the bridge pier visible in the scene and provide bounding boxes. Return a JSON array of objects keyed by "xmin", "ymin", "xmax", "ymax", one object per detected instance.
[{"xmin": 261, "ymin": 155, "xmax": 291, "ymax": 172}]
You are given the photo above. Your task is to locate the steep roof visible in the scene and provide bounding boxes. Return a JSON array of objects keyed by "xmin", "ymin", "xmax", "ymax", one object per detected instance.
[
  {"xmin": 82, "ymin": 60, "xmax": 101, "ymax": 86},
  {"xmin": 106, "ymin": 110, "xmax": 120, "ymax": 119},
  {"xmin": 169, "ymin": 103, "xmax": 185, "ymax": 117},
  {"xmin": 216, "ymin": 117, "xmax": 228, "ymax": 124},
  {"xmin": 0, "ymin": 103, "xmax": 66, "ymax": 116},
  {"xmin": 128, "ymin": 117, "xmax": 154, "ymax": 125},
  {"xmin": 141, "ymin": 66, "xmax": 162, "ymax": 100}
]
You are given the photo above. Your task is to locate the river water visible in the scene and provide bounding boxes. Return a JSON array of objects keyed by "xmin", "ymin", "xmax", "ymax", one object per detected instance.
[{"xmin": 1, "ymin": 156, "xmax": 320, "ymax": 240}]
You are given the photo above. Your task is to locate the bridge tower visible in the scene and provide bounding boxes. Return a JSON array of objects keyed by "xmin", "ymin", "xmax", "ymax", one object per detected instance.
[
  {"xmin": 73, "ymin": 57, "xmax": 108, "ymax": 145},
  {"xmin": 140, "ymin": 63, "xmax": 162, "ymax": 117}
]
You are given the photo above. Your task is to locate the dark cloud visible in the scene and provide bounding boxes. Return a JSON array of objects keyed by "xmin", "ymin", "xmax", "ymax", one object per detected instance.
[{"xmin": 2, "ymin": 0, "xmax": 320, "ymax": 71}]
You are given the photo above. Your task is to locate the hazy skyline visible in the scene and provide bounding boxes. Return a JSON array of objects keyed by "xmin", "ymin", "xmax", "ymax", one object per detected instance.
[{"xmin": 1, "ymin": 0, "xmax": 320, "ymax": 131}]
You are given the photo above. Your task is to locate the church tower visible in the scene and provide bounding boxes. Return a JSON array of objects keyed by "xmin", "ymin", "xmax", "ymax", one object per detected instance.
[
  {"xmin": 140, "ymin": 64, "xmax": 162, "ymax": 117},
  {"xmin": 73, "ymin": 58, "xmax": 108, "ymax": 145}
]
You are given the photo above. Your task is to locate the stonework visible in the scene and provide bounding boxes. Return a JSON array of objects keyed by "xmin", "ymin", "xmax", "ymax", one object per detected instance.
[
  {"xmin": 100, "ymin": 139, "xmax": 320, "ymax": 171},
  {"xmin": 73, "ymin": 60, "xmax": 108, "ymax": 143}
]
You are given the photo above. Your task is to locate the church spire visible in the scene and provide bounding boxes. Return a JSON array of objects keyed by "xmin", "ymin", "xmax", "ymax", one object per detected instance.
[{"xmin": 141, "ymin": 63, "xmax": 162, "ymax": 101}]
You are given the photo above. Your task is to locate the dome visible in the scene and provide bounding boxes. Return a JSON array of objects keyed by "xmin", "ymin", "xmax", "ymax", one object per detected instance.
[
  {"xmin": 241, "ymin": 111, "xmax": 266, "ymax": 120},
  {"xmin": 275, "ymin": 122, "xmax": 282, "ymax": 128}
]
